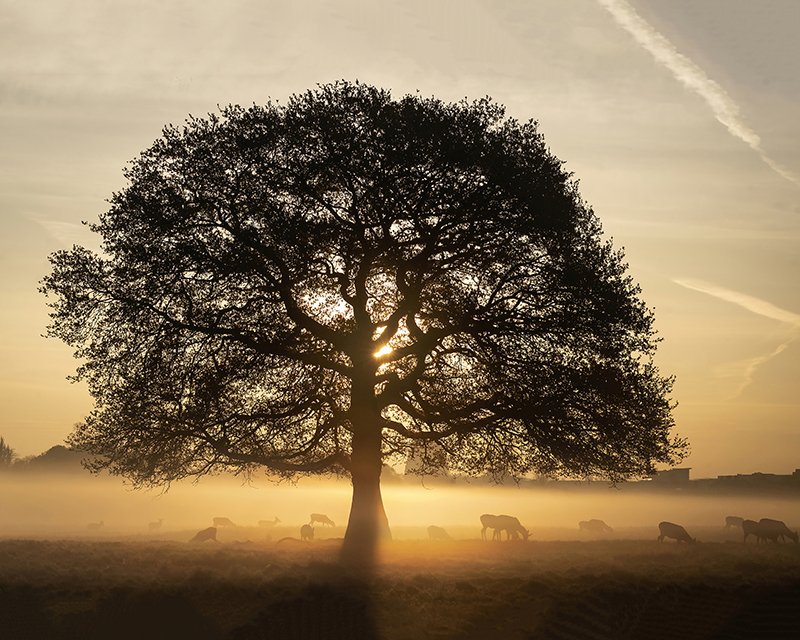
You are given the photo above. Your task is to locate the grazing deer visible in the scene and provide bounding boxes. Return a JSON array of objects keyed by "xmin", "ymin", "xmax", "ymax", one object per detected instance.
[
  {"xmin": 87, "ymin": 521, "xmax": 104, "ymax": 531},
  {"xmin": 480, "ymin": 514, "xmax": 530, "ymax": 541},
  {"xmin": 658, "ymin": 521, "xmax": 696, "ymax": 543},
  {"xmin": 758, "ymin": 518, "xmax": 798, "ymax": 543},
  {"xmin": 725, "ymin": 516, "xmax": 744, "ymax": 529},
  {"xmin": 578, "ymin": 519, "xmax": 613, "ymax": 534},
  {"xmin": 148, "ymin": 518, "xmax": 163, "ymax": 532},
  {"xmin": 213, "ymin": 517, "xmax": 236, "ymax": 527},
  {"xmin": 190, "ymin": 526, "xmax": 218, "ymax": 543},
  {"xmin": 258, "ymin": 516, "xmax": 281, "ymax": 528},
  {"xmin": 300, "ymin": 524, "xmax": 314, "ymax": 541},
  {"xmin": 309, "ymin": 513, "xmax": 335, "ymax": 527},
  {"xmin": 427, "ymin": 525, "xmax": 451, "ymax": 540},
  {"xmin": 742, "ymin": 519, "xmax": 760, "ymax": 543}
]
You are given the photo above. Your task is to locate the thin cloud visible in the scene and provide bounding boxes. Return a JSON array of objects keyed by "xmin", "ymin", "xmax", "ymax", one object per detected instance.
[
  {"xmin": 33, "ymin": 218, "xmax": 94, "ymax": 248},
  {"xmin": 674, "ymin": 277, "xmax": 800, "ymax": 397},
  {"xmin": 718, "ymin": 342, "xmax": 791, "ymax": 399},
  {"xmin": 597, "ymin": 0, "xmax": 800, "ymax": 187},
  {"xmin": 673, "ymin": 278, "xmax": 800, "ymax": 326}
]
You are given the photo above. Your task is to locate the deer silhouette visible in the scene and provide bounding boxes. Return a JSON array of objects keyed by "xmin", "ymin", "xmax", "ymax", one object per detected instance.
[
  {"xmin": 258, "ymin": 516, "xmax": 281, "ymax": 528},
  {"xmin": 190, "ymin": 527, "xmax": 217, "ymax": 542},
  {"xmin": 742, "ymin": 519, "xmax": 760, "ymax": 543},
  {"xmin": 309, "ymin": 513, "xmax": 335, "ymax": 527},
  {"xmin": 427, "ymin": 525, "xmax": 451, "ymax": 540},
  {"xmin": 480, "ymin": 514, "xmax": 530, "ymax": 541},
  {"xmin": 213, "ymin": 517, "xmax": 236, "ymax": 527},
  {"xmin": 658, "ymin": 521, "xmax": 696, "ymax": 543},
  {"xmin": 578, "ymin": 519, "xmax": 613, "ymax": 534},
  {"xmin": 757, "ymin": 518, "xmax": 798, "ymax": 543}
]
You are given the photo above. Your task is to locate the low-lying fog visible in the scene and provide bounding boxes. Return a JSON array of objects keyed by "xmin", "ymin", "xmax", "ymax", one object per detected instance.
[{"xmin": 2, "ymin": 472, "xmax": 798, "ymax": 541}]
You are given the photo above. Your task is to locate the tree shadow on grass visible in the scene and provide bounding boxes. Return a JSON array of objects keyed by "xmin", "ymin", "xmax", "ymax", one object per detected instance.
[
  {"xmin": 232, "ymin": 577, "xmax": 379, "ymax": 640},
  {"xmin": 0, "ymin": 584, "xmax": 58, "ymax": 640},
  {"xmin": 65, "ymin": 589, "xmax": 223, "ymax": 640}
]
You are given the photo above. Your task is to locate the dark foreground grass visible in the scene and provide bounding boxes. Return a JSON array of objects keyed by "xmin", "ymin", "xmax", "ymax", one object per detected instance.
[{"xmin": 1, "ymin": 536, "xmax": 799, "ymax": 640}]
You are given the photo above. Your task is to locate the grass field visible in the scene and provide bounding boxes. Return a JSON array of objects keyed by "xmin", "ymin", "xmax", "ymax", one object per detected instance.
[{"xmin": 2, "ymin": 530, "xmax": 799, "ymax": 640}]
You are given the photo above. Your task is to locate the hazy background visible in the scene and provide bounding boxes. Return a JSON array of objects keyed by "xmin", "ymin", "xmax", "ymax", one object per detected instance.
[
  {"xmin": 3, "ymin": 471, "xmax": 799, "ymax": 542},
  {"xmin": 2, "ymin": 0, "xmax": 799, "ymax": 478}
]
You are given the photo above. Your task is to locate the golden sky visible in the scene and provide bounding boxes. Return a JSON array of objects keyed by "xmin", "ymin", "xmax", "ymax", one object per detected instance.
[{"xmin": 1, "ymin": 0, "xmax": 798, "ymax": 477}]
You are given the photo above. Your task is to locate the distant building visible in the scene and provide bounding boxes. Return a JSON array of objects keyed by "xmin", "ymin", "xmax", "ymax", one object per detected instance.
[
  {"xmin": 651, "ymin": 467, "xmax": 691, "ymax": 483},
  {"xmin": 716, "ymin": 471, "xmax": 794, "ymax": 488}
]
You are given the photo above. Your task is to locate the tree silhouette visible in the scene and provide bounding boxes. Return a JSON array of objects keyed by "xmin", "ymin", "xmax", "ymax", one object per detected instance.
[
  {"xmin": 0, "ymin": 436, "xmax": 15, "ymax": 468},
  {"xmin": 41, "ymin": 81, "xmax": 685, "ymax": 562}
]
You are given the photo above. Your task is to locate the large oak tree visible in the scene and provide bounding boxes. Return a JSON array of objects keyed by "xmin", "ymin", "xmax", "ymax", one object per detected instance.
[{"xmin": 42, "ymin": 81, "xmax": 685, "ymax": 562}]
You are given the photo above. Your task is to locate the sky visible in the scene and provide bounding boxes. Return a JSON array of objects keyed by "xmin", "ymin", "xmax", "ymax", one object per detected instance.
[{"xmin": 1, "ymin": 0, "xmax": 798, "ymax": 478}]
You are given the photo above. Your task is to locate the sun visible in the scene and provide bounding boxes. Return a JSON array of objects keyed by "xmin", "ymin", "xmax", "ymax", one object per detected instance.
[{"xmin": 374, "ymin": 344, "xmax": 393, "ymax": 358}]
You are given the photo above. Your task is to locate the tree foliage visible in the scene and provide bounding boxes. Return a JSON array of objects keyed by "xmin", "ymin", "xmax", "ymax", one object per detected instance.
[
  {"xmin": 0, "ymin": 436, "xmax": 16, "ymax": 468},
  {"xmin": 41, "ymin": 82, "xmax": 685, "ymax": 496}
]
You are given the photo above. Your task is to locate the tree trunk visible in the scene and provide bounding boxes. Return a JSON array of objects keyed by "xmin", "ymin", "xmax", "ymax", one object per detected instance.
[{"xmin": 341, "ymin": 424, "xmax": 391, "ymax": 565}]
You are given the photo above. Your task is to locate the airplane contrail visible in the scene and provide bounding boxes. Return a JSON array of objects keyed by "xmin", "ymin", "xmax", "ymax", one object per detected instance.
[
  {"xmin": 673, "ymin": 277, "xmax": 800, "ymax": 397},
  {"xmin": 597, "ymin": 0, "xmax": 800, "ymax": 187},
  {"xmin": 673, "ymin": 278, "xmax": 800, "ymax": 326},
  {"xmin": 724, "ymin": 342, "xmax": 790, "ymax": 399}
]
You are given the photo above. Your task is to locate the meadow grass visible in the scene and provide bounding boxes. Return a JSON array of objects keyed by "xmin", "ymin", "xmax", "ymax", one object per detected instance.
[{"xmin": 1, "ymin": 533, "xmax": 799, "ymax": 639}]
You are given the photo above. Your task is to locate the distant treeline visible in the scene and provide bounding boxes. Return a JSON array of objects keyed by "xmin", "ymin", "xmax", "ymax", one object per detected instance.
[
  {"xmin": 1, "ymin": 445, "xmax": 92, "ymax": 474},
  {"xmin": 2, "ymin": 444, "xmax": 798, "ymax": 497},
  {"xmin": 400, "ymin": 471, "xmax": 800, "ymax": 495}
]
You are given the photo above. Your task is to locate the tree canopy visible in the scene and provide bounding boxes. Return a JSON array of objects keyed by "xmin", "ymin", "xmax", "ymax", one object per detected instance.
[
  {"xmin": 42, "ymin": 81, "xmax": 685, "ymax": 558},
  {"xmin": 0, "ymin": 436, "xmax": 15, "ymax": 468}
]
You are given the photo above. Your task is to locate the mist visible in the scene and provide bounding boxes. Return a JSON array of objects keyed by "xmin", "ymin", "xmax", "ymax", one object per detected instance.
[{"xmin": 3, "ymin": 472, "xmax": 798, "ymax": 541}]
